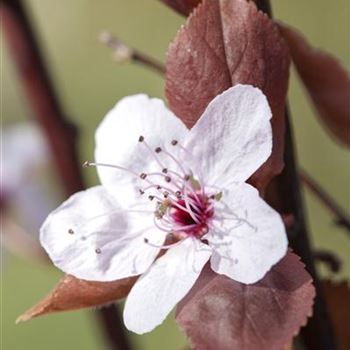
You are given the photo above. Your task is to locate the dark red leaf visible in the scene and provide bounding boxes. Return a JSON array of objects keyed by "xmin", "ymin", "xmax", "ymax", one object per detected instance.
[
  {"xmin": 322, "ymin": 280, "xmax": 350, "ymax": 350},
  {"xmin": 176, "ymin": 251, "xmax": 315, "ymax": 350},
  {"xmin": 17, "ymin": 274, "xmax": 137, "ymax": 322},
  {"xmin": 166, "ymin": 0, "xmax": 290, "ymax": 191},
  {"xmin": 280, "ymin": 24, "xmax": 350, "ymax": 148},
  {"xmin": 159, "ymin": 0, "xmax": 201, "ymax": 16}
]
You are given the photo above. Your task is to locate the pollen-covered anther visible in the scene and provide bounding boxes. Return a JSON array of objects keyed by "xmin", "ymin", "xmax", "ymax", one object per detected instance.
[
  {"xmin": 68, "ymin": 228, "xmax": 74, "ymax": 234},
  {"xmin": 171, "ymin": 140, "xmax": 178, "ymax": 146},
  {"xmin": 139, "ymin": 189, "xmax": 145, "ymax": 195},
  {"xmin": 95, "ymin": 248, "xmax": 102, "ymax": 254},
  {"xmin": 184, "ymin": 174, "xmax": 190, "ymax": 181},
  {"xmin": 165, "ymin": 176, "xmax": 171, "ymax": 183},
  {"xmin": 148, "ymin": 195, "xmax": 155, "ymax": 201},
  {"xmin": 175, "ymin": 191, "xmax": 182, "ymax": 198},
  {"xmin": 138, "ymin": 135, "xmax": 144, "ymax": 142},
  {"xmin": 162, "ymin": 168, "xmax": 168, "ymax": 174},
  {"xmin": 155, "ymin": 147, "xmax": 162, "ymax": 153},
  {"xmin": 163, "ymin": 191, "xmax": 169, "ymax": 198},
  {"xmin": 140, "ymin": 173, "xmax": 147, "ymax": 180}
]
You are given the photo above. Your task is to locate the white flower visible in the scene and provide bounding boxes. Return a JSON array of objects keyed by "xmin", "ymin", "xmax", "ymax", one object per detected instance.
[{"xmin": 40, "ymin": 84, "xmax": 288, "ymax": 334}]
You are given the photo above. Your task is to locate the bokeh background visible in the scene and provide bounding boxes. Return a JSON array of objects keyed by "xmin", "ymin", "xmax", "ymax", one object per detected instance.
[{"xmin": 2, "ymin": 0, "xmax": 349, "ymax": 349}]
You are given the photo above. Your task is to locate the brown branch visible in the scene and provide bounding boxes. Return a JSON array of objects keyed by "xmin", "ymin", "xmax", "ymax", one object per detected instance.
[
  {"xmin": 300, "ymin": 170, "xmax": 350, "ymax": 233},
  {"xmin": 258, "ymin": 2, "xmax": 337, "ymax": 349},
  {"xmin": 99, "ymin": 31, "xmax": 165, "ymax": 74},
  {"xmin": 1, "ymin": 1, "xmax": 131, "ymax": 349},
  {"xmin": 1, "ymin": 0, "xmax": 83, "ymax": 197}
]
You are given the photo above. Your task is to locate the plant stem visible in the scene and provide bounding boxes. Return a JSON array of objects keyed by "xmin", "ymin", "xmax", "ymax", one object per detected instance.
[
  {"xmin": 300, "ymin": 170, "xmax": 350, "ymax": 233},
  {"xmin": 99, "ymin": 31, "xmax": 165, "ymax": 74},
  {"xmin": 1, "ymin": 1, "xmax": 132, "ymax": 349}
]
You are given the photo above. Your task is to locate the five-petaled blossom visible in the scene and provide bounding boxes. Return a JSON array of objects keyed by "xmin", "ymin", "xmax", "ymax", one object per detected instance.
[{"xmin": 41, "ymin": 84, "xmax": 288, "ymax": 334}]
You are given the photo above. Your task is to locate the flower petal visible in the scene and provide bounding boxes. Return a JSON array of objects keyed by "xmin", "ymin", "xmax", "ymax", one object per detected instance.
[
  {"xmin": 40, "ymin": 186, "xmax": 165, "ymax": 281},
  {"xmin": 207, "ymin": 183, "xmax": 287, "ymax": 284},
  {"xmin": 95, "ymin": 94, "xmax": 189, "ymax": 207},
  {"xmin": 123, "ymin": 238, "xmax": 211, "ymax": 334},
  {"xmin": 185, "ymin": 85, "xmax": 272, "ymax": 185}
]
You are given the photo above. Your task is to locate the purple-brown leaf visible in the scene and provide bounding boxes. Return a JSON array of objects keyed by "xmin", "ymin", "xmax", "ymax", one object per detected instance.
[
  {"xmin": 280, "ymin": 24, "xmax": 350, "ymax": 148},
  {"xmin": 176, "ymin": 251, "xmax": 315, "ymax": 350},
  {"xmin": 166, "ymin": 0, "xmax": 290, "ymax": 191},
  {"xmin": 159, "ymin": 0, "xmax": 201, "ymax": 16},
  {"xmin": 17, "ymin": 274, "xmax": 137, "ymax": 322}
]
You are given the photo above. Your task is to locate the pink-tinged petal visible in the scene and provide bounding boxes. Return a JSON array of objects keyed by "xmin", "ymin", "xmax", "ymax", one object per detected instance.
[
  {"xmin": 185, "ymin": 85, "xmax": 272, "ymax": 185},
  {"xmin": 40, "ymin": 186, "xmax": 165, "ymax": 282},
  {"xmin": 176, "ymin": 251, "xmax": 315, "ymax": 350},
  {"xmin": 123, "ymin": 238, "xmax": 211, "ymax": 334},
  {"xmin": 207, "ymin": 182, "xmax": 287, "ymax": 284},
  {"xmin": 166, "ymin": 0, "xmax": 290, "ymax": 191},
  {"xmin": 280, "ymin": 24, "xmax": 350, "ymax": 148},
  {"xmin": 95, "ymin": 94, "xmax": 189, "ymax": 206}
]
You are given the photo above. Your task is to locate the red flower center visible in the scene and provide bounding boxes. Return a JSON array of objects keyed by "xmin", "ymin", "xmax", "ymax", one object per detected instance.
[{"xmin": 170, "ymin": 193, "xmax": 214, "ymax": 238}]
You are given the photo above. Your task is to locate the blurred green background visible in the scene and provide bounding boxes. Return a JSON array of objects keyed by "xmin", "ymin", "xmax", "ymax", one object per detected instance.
[{"xmin": 2, "ymin": 0, "xmax": 349, "ymax": 349}]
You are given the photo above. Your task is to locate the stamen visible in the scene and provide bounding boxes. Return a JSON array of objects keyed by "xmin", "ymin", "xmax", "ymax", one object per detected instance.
[
  {"xmin": 95, "ymin": 248, "xmax": 102, "ymax": 254},
  {"xmin": 162, "ymin": 168, "xmax": 168, "ymax": 174},
  {"xmin": 148, "ymin": 195, "xmax": 155, "ymax": 201},
  {"xmin": 165, "ymin": 176, "xmax": 171, "ymax": 183},
  {"xmin": 138, "ymin": 135, "xmax": 144, "ymax": 142},
  {"xmin": 139, "ymin": 137, "xmax": 165, "ymax": 170},
  {"xmin": 182, "ymin": 186, "xmax": 201, "ymax": 224},
  {"xmin": 144, "ymin": 237, "xmax": 188, "ymax": 249},
  {"xmin": 161, "ymin": 149, "xmax": 187, "ymax": 176},
  {"xmin": 155, "ymin": 147, "xmax": 162, "ymax": 153},
  {"xmin": 140, "ymin": 173, "xmax": 147, "ymax": 180},
  {"xmin": 68, "ymin": 229, "xmax": 74, "ymax": 234},
  {"xmin": 84, "ymin": 161, "xmax": 139, "ymax": 177},
  {"xmin": 171, "ymin": 140, "xmax": 178, "ymax": 146}
]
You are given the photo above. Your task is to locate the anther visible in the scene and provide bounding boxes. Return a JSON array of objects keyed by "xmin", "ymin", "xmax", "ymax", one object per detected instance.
[
  {"xmin": 184, "ymin": 174, "xmax": 190, "ymax": 181},
  {"xmin": 171, "ymin": 140, "xmax": 178, "ymax": 146},
  {"xmin": 82, "ymin": 161, "xmax": 91, "ymax": 168},
  {"xmin": 163, "ymin": 191, "xmax": 169, "ymax": 198},
  {"xmin": 138, "ymin": 135, "xmax": 144, "ymax": 142},
  {"xmin": 162, "ymin": 168, "xmax": 168, "ymax": 174},
  {"xmin": 139, "ymin": 189, "xmax": 145, "ymax": 195},
  {"xmin": 155, "ymin": 147, "xmax": 162, "ymax": 153},
  {"xmin": 68, "ymin": 228, "xmax": 74, "ymax": 234},
  {"xmin": 165, "ymin": 176, "xmax": 171, "ymax": 183},
  {"xmin": 95, "ymin": 248, "xmax": 102, "ymax": 254},
  {"xmin": 156, "ymin": 185, "xmax": 162, "ymax": 190},
  {"xmin": 148, "ymin": 195, "xmax": 155, "ymax": 201},
  {"xmin": 140, "ymin": 173, "xmax": 147, "ymax": 180},
  {"xmin": 175, "ymin": 191, "xmax": 182, "ymax": 198}
]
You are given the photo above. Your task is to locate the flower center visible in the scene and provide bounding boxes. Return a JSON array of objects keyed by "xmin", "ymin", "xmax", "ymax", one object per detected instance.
[
  {"xmin": 169, "ymin": 194, "xmax": 214, "ymax": 238},
  {"xmin": 84, "ymin": 136, "xmax": 222, "ymax": 250}
]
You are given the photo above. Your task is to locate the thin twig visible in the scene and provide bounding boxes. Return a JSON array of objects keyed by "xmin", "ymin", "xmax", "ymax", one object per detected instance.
[
  {"xmin": 300, "ymin": 170, "xmax": 350, "ymax": 233},
  {"xmin": 313, "ymin": 250, "xmax": 342, "ymax": 273},
  {"xmin": 1, "ymin": 1, "xmax": 131, "ymax": 349},
  {"xmin": 99, "ymin": 31, "xmax": 165, "ymax": 74}
]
